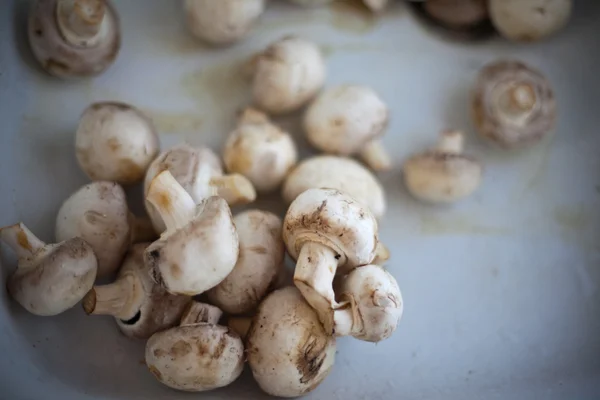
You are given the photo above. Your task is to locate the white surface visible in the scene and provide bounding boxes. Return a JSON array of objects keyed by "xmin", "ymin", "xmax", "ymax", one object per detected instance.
[{"xmin": 1, "ymin": 1, "xmax": 600, "ymax": 399}]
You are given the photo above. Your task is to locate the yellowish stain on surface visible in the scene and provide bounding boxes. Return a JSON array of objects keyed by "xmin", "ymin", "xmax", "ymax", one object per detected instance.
[
  {"xmin": 320, "ymin": 42, "xmax": 385, "ymax": 58},
  {"xmin": 553, "ymin": 205, "xmax": 590, "ymax": 232},
  {"xmin": 419, "ymin": 214, "xmax": 510, "ymax": 236},
  {"xmin": 143, "ymin": 109, "xmax": 204, "ymax": 134}
]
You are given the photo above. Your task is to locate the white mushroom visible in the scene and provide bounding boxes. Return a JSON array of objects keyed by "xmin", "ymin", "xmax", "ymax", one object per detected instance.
[
  {"xmin": 144, "ymin": 144, "xmax": 256, "ymax": 233},
  {"xmin": 403, "ymin": 130, "xmax": 482, "ymax": 204},
  {"xmin": 304, "ymin": 85, "xmax": 391, "ymax": 171},
  {"xmin": 28, "ymin": 0, "xmax": 120, "ymax": 78},
  {"xmin": 82, "ymin": 243, "xmax": 191, "ymax": 339},
  {"xmin": 249, "ymin": 36, "xmax": 326, "ymax": 115},
  {"xmin": 282, "ymin": 155, "xmax": 386, "ymax": 219},
  {"xmin": 472, "ymin": 60, "xmax": 557, "ymax": 149},
  {"xmin": 75, "ymin": 102, "xmax": 160, "ymax": 185},
  {"xmin": 207, "ymin": 210, "xmax": 284, "ymax": 314},
  {"xmin": 0, "ymin": 223, "xmax": 97, "ymax": 316},
  {"xmin": 246, "ymin": 287, "xmax": 336, "ymax": 397},
  {"xmin": 489, "ymin": 0, "xmax": 572, "ymax": 42},
  {"xmin": 423, "ymin": 0, "xmax": 489, "ymax": 29},
  {"xmin": 144, "ymin": 170, "xmax": 239, "ymax": 296},
  {"xmin": 223, "ymin": 108, "xmax": 298, "ymax": 193},
  {"xmin": 184, "ymin": 0, "xmax": 265, "ymax": 45},
  {"xmin": 146, "ymin": 301, "xmax": 244, "ymax": 392}
]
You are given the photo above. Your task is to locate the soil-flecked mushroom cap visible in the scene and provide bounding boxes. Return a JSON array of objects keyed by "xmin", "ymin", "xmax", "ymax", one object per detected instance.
[
  {"xmin": 473, "ymin": 60, "xmax": 556, "ymax": 149},
  {"xmin": 0, "ymin": 223, "xmax": 97, "ymax": 316},
  {"xmin": 28, "ymin": 0, "xmax": 121, "ymax": 78},
  {"xmin": 144, "ymin": 170, "xmax": 239, "ymax": 296},
  {"xmin": 75, "ymin": 102, "xmax": 160, "ymax": 185},
  {"xmin": 207, "ymin": 210, "xmax": 284, "ymax": 314},
  {"xmin": 246, "ymin": 287, "xmax": 336, "ymax": 398},
  {"xmin": 424, "ymin": 0, "xmax": 489, "ymax": 28}
]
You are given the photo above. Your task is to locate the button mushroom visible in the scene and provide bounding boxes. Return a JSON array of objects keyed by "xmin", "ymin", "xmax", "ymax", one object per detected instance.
[
  {"xmin": 75, "ymin": 102, "xmax": 160, "ymax": 185},
  {"xmin": 489, "ymin": 0, "xmax": 572, "ymax": 42},
  {"xmin": 82, "ymin": 243, "xmax": 191, "ymax": 339},
  {"xmin": 0, "ymin": 223, "xmax": 97, "ymax": 316},
  {"xmin": 403, "ymin": 130, "xmax": 482, "ymax": 204},
  {"xmin": 144, "ymin": 170, "xmax": 239, "ymax": 296},
  {"xmin": 283, "ymin": 188, "xmax": 380, "ymax": 334},
  {"xmin": 223, "ymin": 108, "xmax": 298, "ymax": 193},
  {"xmin": 472, "ymin": 60, "xmax": 557, "ymax": 149},
  {"xmin": 282, "ymin": 155, "xmax": 386, "ymax": 219},
  {"xmin": 144, "ymin": 144, "xmax": 256, "ymax": 233},
  {"xmin": 248, "ymin": 36, "xmax": 326, "ymax": 115},
  {"xmin": 145, "ymin": 301, "xmax": 244, "ymax": 392},
  {"xmin": 28, "ymin": 0, "xmax": 120, "ymax": 78},
  {"xmin": 246, "ymin": 287, "xmax": 336, "ymax": 397},
  {"xmin": 207, "ymin": 210, "xmax": 284, "ymax": 315},
  {"xmin": 304, "ymin": 85, "xmax": 391, "ymax": 171},
  {"xmin": 184, "ymin": 0, "xmax": 265, "ymax": 45}
]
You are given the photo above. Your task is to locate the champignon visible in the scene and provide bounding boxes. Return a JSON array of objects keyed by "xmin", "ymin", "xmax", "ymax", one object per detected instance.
[
  {"xmin": 246, "ymin": 287, "xmax": 336, "ymax": 397},
  {"xmin": 472, "ymin": 60, "xmax": 556, "ymax": 148},
  {"xmin": 82, "ymin": 243, "xmax": 191, "ymax": 339},
  {"xmin": 144, "ymin": 170, "xmax": 239, "ymax": 296},
  {"xmin": 304, "ymin": 85, "xmax": 391, "ymax": 171},
  {"xmin": 184, "ymin": 0, "xmax": 265, "ymax": 45},
  {"xmin": 0, "ymin": 222, "xmax": 97, "ymax": 316},
  {"xmin": 403, "ymin": 130, "xmax": 482, "ymax": 204},
  {"xmin": 144, "ymin": 144, "xmax": 256, "ymax": 233},
  {"xmin": 207, "ymin": 210, "xmax": 284, "ymax": 314},
  {"xmin": 75, "ymin": 102, "xmax": 160, "ymax": 185},
  {"xmin": 223, "ymin": 108, "xmax": 298, "ymax": 193},
  {"xmin": 145, "ymin": 301, "xmax": 244, "ymax": 392},
  {"xmin": 424, "ymin": 0, "xmax": 489, "ymax": 28},
  {"xmin": 28, "ymin": 0, "xmax": 121, "ymax": 78},
  {"xmin": 249, "ymin": 36, "xmax": 326, "ymax": 114},
  {"xmin": 56, "ymin": 181, "xmax": 156, "ymax": 278},
  {"xmin": 282, "ymin": 155, "xmax": 386, "ymax": 218}
]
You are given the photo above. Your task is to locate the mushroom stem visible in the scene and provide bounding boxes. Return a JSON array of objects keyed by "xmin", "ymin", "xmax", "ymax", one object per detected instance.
[
  {"xmin": 56, "ymin": 0, "xmax": 106, "ymax": 45},
  {"xmin": 331, "ymin": 303, "xmax": 360, "ymax": 337},
  {"xmin": 436, "ymin": 130, "xmax": 464, "ymax": 154},
  {"xmin": 147, "ymin": 171, "xmax": 196, "ymax": 232},
  {"xmin": 372, "ymin": 242, "xmax": 390, "ymax": 265},
  {"xmin": 128, "ymin": 213, "xmax": 158, "ymax": 243},
  {"xmin": 82, "ymin": 274, "xmax": 142, "ymax": 320},
  {"xmin": 227, "ymin": 317, "xmax": 252, "ymax": 339},
  {"xmin": 0, "ymin": 223, "xmax": 46, "ymax": 262},
  {"xmin": 210, "ymin": 174, "xmax": 257, "ymax": 206},
  {"xmin": 359, "ymin": 140, "xmax": 392, "ymax": 171},
  {"xmin": 180, "ymin": 302, "xmax": 223, "ymax": 326},
  {"xmin": 507, "ymin": 84, "xmax": 537, "ymax": 113}
]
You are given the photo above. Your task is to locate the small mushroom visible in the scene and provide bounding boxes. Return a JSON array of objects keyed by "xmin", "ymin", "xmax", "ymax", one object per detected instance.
[
  {"xmin": 144, "ymin": 144, "xmax": 256, "ymax": 233},
  {"xmin": 56, "ymin": 181, "xmax": 156, "ymax": 278},
  {"xmin": 424, "ymin": 0, "xmax": 489, "ymax": 29},
  {"xmin": 489, "ymin": 0, "xmax": 572, "ymax": 42},
  {"xmin": 0, "ymin": 223, "xmax": 97, "ymax": 316},
  {"xmin": 184, "ymin": 0, "xmax": 265, "ymax": 45},
  {"xmin": 145, "ymin": 301, "xmax": 244, "ymax": 392},
  {"xmin": 403, "ymin": 130, "xmax": 482, "ymax": 204},
  {"xmin": 248, "ymin": 36, "xmax": 326, "ymax": 115},
  {"xmin": 246, "ymin": 287, "xmax": 336, "ymax": 397},
  {"xmin": 304, "ymin": 85, "xmax": 391, "ymax": 171},
  {"xmin": 283, "ymin": 188, "xmax": 381, "ymax": 334},
  {"xmin": 28, "ymin": 0, "xmax": 121, "ymax": 78},
  {"xmin": 144, "ymin": 170, "xmax": 239, "ymax": 296},
  {"xmin": 82, "ymin": 243, "xmax": 191, "ymax": 339},
  {"xmin": 75, "ymin": 102, "xmax": 160, "ymax": 185},
  {"xmin": 207, "ymin": 210, "xmax": 284, "ymax": 315},
  {"xmin": 472, "ymin": 60, "xmax": 557, "ymax": 148},
  {"xmin": 223, "ymin": 108, "xmax": 298, "ymax": 193},
  {"xmin": 282, "ymin": 155, "xmax": 386, "ymax": 219}
]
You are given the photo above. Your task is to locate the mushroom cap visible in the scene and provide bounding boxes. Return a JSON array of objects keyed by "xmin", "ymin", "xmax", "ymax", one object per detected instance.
[
  {"xmin": 145, "ymin": 323, "xmax": 244, "ymax": 392},
  {"xmin": 472, "ymin": 60, "xmax": 557, "ymax": 148},
  {"xmin": 75, "ymin": 102, "xmax": 159, "ymax": 185},
  {"xmin": 252, "ymin": 36, "xmax": 326, "ymax": 114},
  {"xmin": 304, "ymin": 85, "xmax": 388, "ymax": 156},
  {"xmin": 223, "ymin": 109, "xmax": 298, "ymax": 193},
  {"xmin": 489, "ymin": 0, "xmax": 572, "ymax": 42},
  {"xmin": 145, "ymin": 196, "xmax": 239, "ymax": 296},
  {"xmin": 246, "ymin": 287, "xmax": 336, "ymax": 397},
  {"xmin": 283, "ymin": 188, "xmax": 378, "ymax": 274},
  {"xmin": 338, "ymin": 264, "xmax": 403, "ymax": 342},
  {"xmin": 282, "ymin": 155, "xmax": 386, "ymax": 218},
  {"xmin": 184, "ymin": 0, "xmax": 265, "ymax": 45},
  {"xmin": 55, "ymin": 181, "xmax": 131, "ymax": 278},
  {"xmin": 207, "ymin": 210, "xmax": 284, "ymax": 314},
  {"xmin": 28, "ymin": 0, "xmax": 121, "ymax": 78},
  {"xmin": 8, "ymin": 236, "xmax": 97, "ymax": 316},
  {"xmin": 144, "ymin": 144, "xmax": 223, "ymax": 233},
  {"xmin": 424, "ymin": 0, "xmax": 489, "ymax": 28}
]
